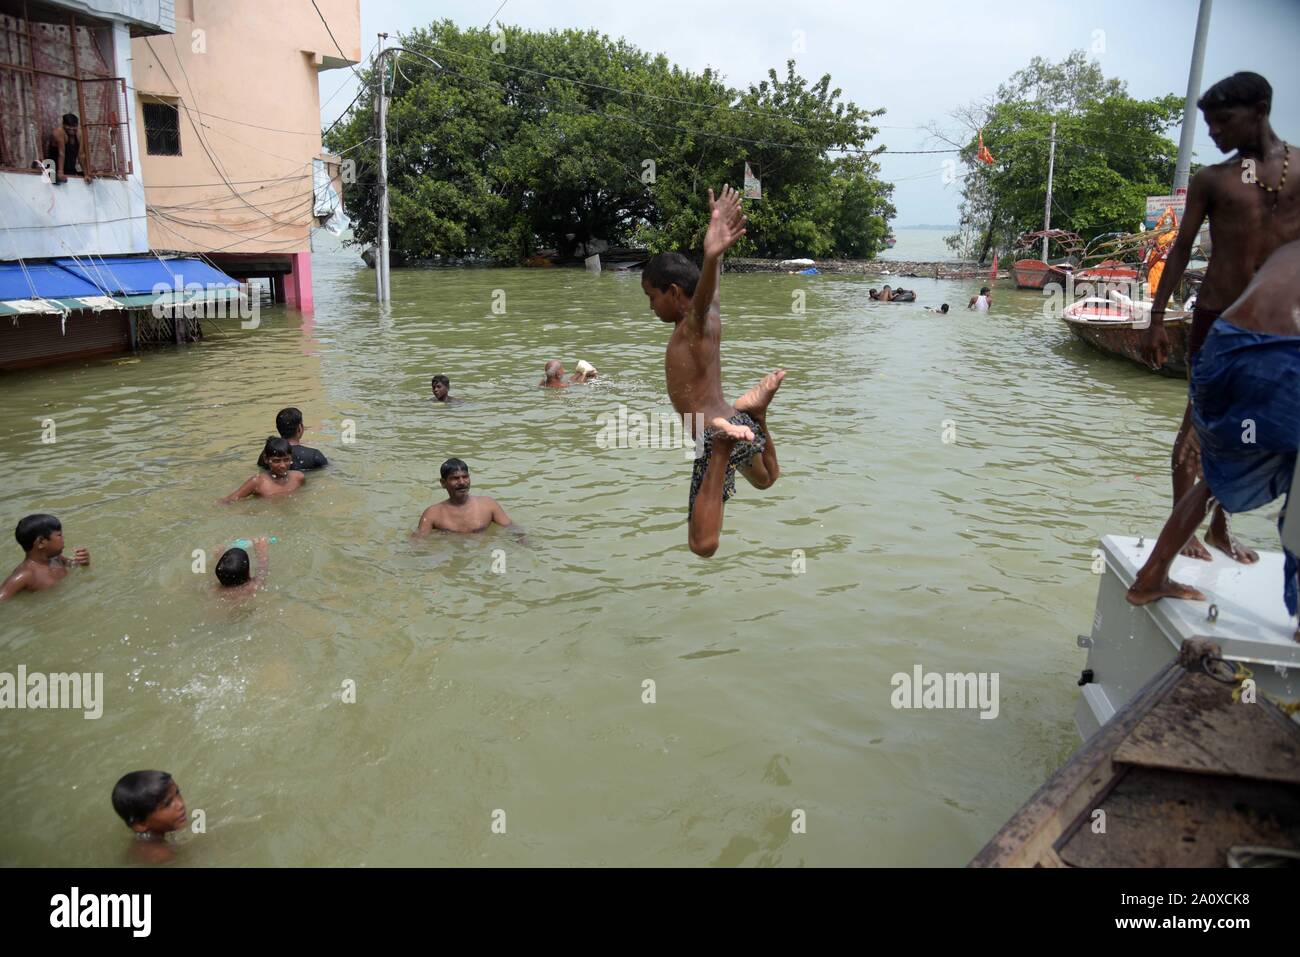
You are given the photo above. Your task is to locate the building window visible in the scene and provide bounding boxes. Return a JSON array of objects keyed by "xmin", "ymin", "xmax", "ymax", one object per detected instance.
[
  {"xmin": 143, "ymin": 100, "xmax": 179, "ymax": 155},
  {"xmin": 0, "ymin": 0, "xmax": 132, "ymax": 178}
]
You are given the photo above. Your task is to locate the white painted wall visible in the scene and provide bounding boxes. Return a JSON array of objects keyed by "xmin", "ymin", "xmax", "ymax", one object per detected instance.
[
  {"xmin": 51, "ymin": 0, "xmax": 174, "ymax": 35},
  {"xmin": 0, "ymin": 22, "xmax": 150, "ymax": 261}
]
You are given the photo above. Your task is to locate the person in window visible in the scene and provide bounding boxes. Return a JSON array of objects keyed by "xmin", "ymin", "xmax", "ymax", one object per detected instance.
[{"xmin": 43, "ymin": 113, "xmax": 88, "ymax": 183}]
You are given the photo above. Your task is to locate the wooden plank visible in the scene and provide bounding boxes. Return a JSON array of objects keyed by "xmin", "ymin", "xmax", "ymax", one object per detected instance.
[
  {"xmin": 1114, "ymin": 672, "xmax": 1300, "ymax": 784},
  {"xmin": 1057, "ymin": 766, "xmax": 1300, "ymax": 868},
  {"xmin": 969, "ymin": 663, "xmax": 1183, "ymax": 867}
]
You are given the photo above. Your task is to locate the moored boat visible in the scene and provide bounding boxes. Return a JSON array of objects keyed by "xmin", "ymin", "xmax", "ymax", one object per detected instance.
[
  {"xmin": 1061, "ymin": 295, "xmax": 1189, "ymax": 376},
  {"xmin": 1012, "ymin": 257, "xmax": 1072, "ymax": 289}
]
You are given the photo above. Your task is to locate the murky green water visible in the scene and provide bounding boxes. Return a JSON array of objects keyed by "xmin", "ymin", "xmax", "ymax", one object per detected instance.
[{"xmin": 0, "ymin": 253, "xmax": 1277, "ymax": 866}]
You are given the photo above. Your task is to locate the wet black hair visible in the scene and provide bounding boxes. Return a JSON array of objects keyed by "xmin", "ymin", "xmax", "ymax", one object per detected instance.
[
  {"xmin": 980, "ymin": 287, "xmax": 990, "ymax": 295},
  {"xmin": 431, "ymin": 374, "xmax": 449, "ymax": 389},
  {"xmin": 62, "ymin": 113, "xmax": 78, "ymax": 126},
  {"xmin": 15, "ymin": 513, "xmax": 60, "ymax": 552},
  {"xmin": 1198, "ymin": 72, "xmax": 1272, "ymax": 114},
  {"xmin": 111, "ymin": 770, "xmax": 172, "ymax": 827},
  {"xmin": 275, "ymin": 407, "xmax": 303, "ymax": 438},
  {"xmin": 262, "ymin": 436, "xmax": 293, "ymax": 461},
  {"xmin": 642, "ymin": 252, "xmax": 700, "ymax": 296},
  {"xmin": 440, "ymin": 457, "xmax": 469, "ymax": 480},
  {"xmin": 940, "ymin": 304, "xmax": 950, "ymax": 313},
  {"xmin": 215, "ymin": 547, "xmax": 251, "ymax": 587}
]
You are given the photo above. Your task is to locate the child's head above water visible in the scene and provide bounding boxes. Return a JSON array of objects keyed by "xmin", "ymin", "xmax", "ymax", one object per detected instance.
[
  {"xmin": 111, "ymin": 770, "xmax": 187, "ymax": 837},
  {"xmin": 431, "ymin": 374, "xmax": 450, "ymax": 400},
  {"xmin": 261, "ymin": 436, "xmax": 294, "ymax": 475},
  {"xmin": 641, "ymin": 253, "xmax": 700, "ymax": 323},
  {"xmin": 215, "ymin": 547, "xmax": 251, "ymax": 587},
  {"xmin": 15, "ymin": 513, "xmax": 62, "ymax": 556}
]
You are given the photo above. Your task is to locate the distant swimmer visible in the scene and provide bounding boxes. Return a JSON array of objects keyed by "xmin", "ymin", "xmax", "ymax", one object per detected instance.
[
  {"xmin": 968, "ymin": 287, "xmax": 992, "ymax": 310},
  {"xmin": 539, "ymin": 360, "xmax": 570, "ymax": 389},
  {"xmin": 256, "ymin": 406, "xmax": 328, "ymax": 471},
  {"xmin": 926, "ymin": 304, "xmax": 951, "ymax": 314},
  {"xmin": 222, "ymin": 437, "xmax": 306, "ymax": 503},
  {"xmin": 1127, "ymin": 239, "xmax": 1300, "ymax": 632},
  {"xmin": 0, "ymin": 513, "xmax": 90, "ymax": 601},
  {"xmin": 414, "ymin": 458, "xmax": 521, "ymax": 536},
  {"xmin": 641, "ymin": 185, "xmax": 783, "ymax": 558},
  {"xmin": 430, "ymin": 374, "xmax": 462, "ymax": 404}
]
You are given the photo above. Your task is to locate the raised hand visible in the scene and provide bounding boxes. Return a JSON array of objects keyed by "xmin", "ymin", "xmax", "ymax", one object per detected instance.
[
  {"xmin": 71, "ymin": 547, "xmax": 90, "ymax": 566},
  {"xmin": 703, "ymin": 185, "xmax": 747, "ymax": 260}
]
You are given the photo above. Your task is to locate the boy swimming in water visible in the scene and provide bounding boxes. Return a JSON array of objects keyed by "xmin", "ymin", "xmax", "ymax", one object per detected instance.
[
  {"xmin": 221, "ymin": 437, "xmax": 306, "ymax": 504},
  {"xmin": 111, "ymin": 770, "xmax": 188, "ymax": 864},
  {"xmin": 213, "ymin": 536, "xmax": 270, "ymax": 595},
  {"xmin": 641, "ymin": 185, "xmax": 784, "ymax": 557},
  {"xmin": 0, "ymin": 514, "xmax": 90, "ymax": 601}
]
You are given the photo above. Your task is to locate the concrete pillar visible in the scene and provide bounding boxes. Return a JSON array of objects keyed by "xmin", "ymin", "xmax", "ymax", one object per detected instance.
[{"xmin": 284, "ymin": 251, "xmax": 313, "ymax": 311}]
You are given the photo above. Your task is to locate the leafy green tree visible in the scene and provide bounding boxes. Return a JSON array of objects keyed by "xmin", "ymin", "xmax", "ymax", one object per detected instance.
[
  {"xmin": 325, "ymin": 21, "xmax": 894, "ymax": 263},
  {"xmin": 940, "ymin": 52, "xmax": 1181, "ymax": 262}
]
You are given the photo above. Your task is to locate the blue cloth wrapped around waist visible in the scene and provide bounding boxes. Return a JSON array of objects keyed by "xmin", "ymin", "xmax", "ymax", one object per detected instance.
[{"xmin": 1191, "ymin": 319, "xmax": 1300, "ymax": 615}]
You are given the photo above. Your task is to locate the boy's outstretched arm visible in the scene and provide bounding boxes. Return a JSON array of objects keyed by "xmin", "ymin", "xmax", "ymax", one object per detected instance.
[
  {"xmin": 689, "ymin": 185, "xmax": 747, "ymax": 330},
  {"xmin": 218, "ymin": 476, "xmax": 259, "ymax": 505}
]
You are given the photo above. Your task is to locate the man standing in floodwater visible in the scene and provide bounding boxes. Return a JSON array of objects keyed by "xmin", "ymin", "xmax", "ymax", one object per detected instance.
[
  {"xmin": 1140, "ymin": 72, "xmax": 1300, "ymax": 567},
  {"xmin": 414, "ymin": 458, "xmax": 517, "ymax": 535},
  {"xmin": 640, "ymin": 185, "xmax": 784, "ymax": 558}
]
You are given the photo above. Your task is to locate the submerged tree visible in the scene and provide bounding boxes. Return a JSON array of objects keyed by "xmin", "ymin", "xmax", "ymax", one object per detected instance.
[
  {"xmin": 937, "ymin": 51, "xmax": 1182, "ymax": 262},
  {"xmin": 325, "ymin": 21, "xmax": 894, "ymax": 263}
]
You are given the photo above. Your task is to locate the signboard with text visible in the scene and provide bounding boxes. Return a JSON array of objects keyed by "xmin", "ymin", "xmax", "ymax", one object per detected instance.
[{"xmin": 1145, "ymin": 195, "xmax": 1186, "ymax": 230}]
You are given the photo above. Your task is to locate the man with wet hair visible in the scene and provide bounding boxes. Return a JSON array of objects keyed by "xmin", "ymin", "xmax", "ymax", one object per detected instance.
[
  {"xmin": 256, "ymin": 406, "xmax": 328, "ymax": 471},
  {"xmin": 414, "ymin": 458, "xmax": 518, "ymax": 535},
  {"xmin": 1141, "ymin": 72, "xmax": 1298, "ymax": 566},
  {"xmin": 539, "ymin": 360, "xmax": 571, "ymax": 389}
]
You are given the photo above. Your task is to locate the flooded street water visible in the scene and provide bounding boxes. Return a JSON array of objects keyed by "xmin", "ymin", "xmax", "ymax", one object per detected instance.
[{"xmin": 1, "ymin": 250, "xmax": 1276, "ymax": 866}]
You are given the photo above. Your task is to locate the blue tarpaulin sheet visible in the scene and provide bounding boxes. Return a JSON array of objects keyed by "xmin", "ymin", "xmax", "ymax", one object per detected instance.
[
  {"xmin": 0, "ymin": 261, "xmax": 102, "ymax": 300},
  {"xmin": 0, "ymin": 257, "xmax": 237, "ymax": 301},
  {"xmin": 53, "ymin": 256, "xmax": 238, "ymax": 295}
]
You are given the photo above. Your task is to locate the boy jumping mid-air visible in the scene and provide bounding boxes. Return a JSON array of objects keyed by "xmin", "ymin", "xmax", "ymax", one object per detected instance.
[{"xmin": 641, "ymin": 185, "xmax": 784, "ymax": 557}]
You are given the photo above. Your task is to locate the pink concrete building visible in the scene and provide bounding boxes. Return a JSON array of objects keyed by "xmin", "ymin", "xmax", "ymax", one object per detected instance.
[{"xmin": 132, "ymin": 0, "xmax": 360, "ymax": 311}]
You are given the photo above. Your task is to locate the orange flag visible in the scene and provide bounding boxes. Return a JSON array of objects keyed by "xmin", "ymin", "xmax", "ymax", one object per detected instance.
[{"xmin": 976, "ymin": 131, "xmax": 995, "ymax": 165}]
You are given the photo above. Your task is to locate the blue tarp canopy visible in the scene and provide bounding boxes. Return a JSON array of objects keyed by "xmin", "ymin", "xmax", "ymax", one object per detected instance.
[
  {"xmin": 0, "ymin": 256, "xmax": 237, "ymax": 300},
  {"xmin": 53, "ymin": 256, "xmax": 237, "ymax": 296},
  {"xmin": 0, "ymin": 261, "xmax": 102, "ymax": 300}
]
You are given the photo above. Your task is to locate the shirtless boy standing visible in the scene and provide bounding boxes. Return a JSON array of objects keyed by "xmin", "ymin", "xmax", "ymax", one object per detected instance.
[
  {"xmin": 415, "ymin": 458, "xmax": 516, "ymax": 535},
  {"xmin": 640, "ymin": 185, "xmax": 784, "ymax": 557},
  {"xmin": 1139, "ymin": 72, "xmax": 1299, "ymax": 571},
  {"xmin": 0, "ymin": 514, "xmax": 90, "ymax": 600}
]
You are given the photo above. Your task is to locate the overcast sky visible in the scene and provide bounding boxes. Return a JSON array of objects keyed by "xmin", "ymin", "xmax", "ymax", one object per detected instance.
[{"xmin": 320, "ymin": 0, "xmax": 1300, "ymax": 225}]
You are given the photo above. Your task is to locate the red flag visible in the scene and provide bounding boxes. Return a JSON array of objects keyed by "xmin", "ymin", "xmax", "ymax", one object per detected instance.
[
  {"xmin": 990, "ymin": 250, "xmax": 999, "ymax": 281},
  {"xmin": 976, "ymin": 131, "xmax": 995, "ymax": 165}
]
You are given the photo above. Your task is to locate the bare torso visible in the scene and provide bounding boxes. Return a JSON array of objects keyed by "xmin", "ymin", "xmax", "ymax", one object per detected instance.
[
  {"xmin": 2, "ymin": 556, "xmax": 72, "ymax": 596},
  {"xmin": 420, "ymin": 496, "xmax": 501, "ymax": 533},
  {"xmin": 665, "ymin": 310, "xmax": 734, "ymax": 431},
  {"xmin": 1197, "ymin": 144, "xmax": 1300, "ymax": 310}
]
